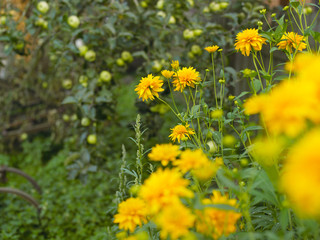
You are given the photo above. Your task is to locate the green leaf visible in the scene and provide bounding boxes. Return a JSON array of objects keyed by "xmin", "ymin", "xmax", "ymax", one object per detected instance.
[
  {"xmin": 251, "ymin": 79, "xmax": 261, "ymax": 92},
  {"xmin": 62, "ymin": 96, "xmax": 77, "ymax": 104}
]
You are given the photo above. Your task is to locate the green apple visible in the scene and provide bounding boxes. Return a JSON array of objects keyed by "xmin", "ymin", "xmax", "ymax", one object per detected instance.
[
  {"xmin": 157, "ymin": 11, "xmax": 166, "ymax": 18},
  {"xmin": 37, "ymin": 1, "xmax": 50, "ymax": 14},
  {"xmin": 42, "ymin": 82, "xmax": 48, "ymax": 88},
  {"xmin": 99, "ymin": 70, "xmax": 112, "ymax": 82},
  {"xmin": 156, "ymin": 0, "xmax": 164, "ymax": 9},
  {"xmin": 20, "ymin": 133, "xmax": 28, "ymax": 141},
  {"xmin": 183, "ymin": 29, "xmax": 194, "ymax": 40},
  {"xmin": 209, "ymin": 2, "xmax": 221, "ymax": 12},
  {"xmin": 191, "ymin": 45, "xmax": 202, "ymax": 55},
  {"xmin": 121, "ymin": 51, "xmax": 133, "ymax": 62},
  {"xmin": 116, "ymin": 58, "xmax": 125, "ymax": 67},
  {"xmin": 67, "ymin": 15, "xmax": 80, "ymax": 28},
  {"xmin": 0, "ymin": 16, "xmax": 6, "ymax": 25},
  {"xmin": 188, "ymin": 52, "xmax": 195, "ymax": 59},
  {"xmin": 168, "ymin": 16, "xmax": 176, "ymax": 24},
  {"xmin": 140, "ymin": 1, "xmax": 148, "ymax": 8},
  {"xmin": 220, "ymin": 2, "xmax": 229, "ymax": 9},
  {"xmin": 152, "ymin": 60, "xmax": 163, "ymax": 72},
  {"xmin": 81, "ymin": 117, "xmax": 91, "ymax": 127},
  {"xmin": 71, "ymin": 114, "xmax": 78, "ymax": 121},
  {"xmin": 87, "ymin": 134, "xmax": 97, "ymax": 145},
  {"xmin": 78, "ymin": 45, "xmax": 88, "ymax": 56},
  {"xmin": 63, "ymin": 114, "xmax": 70, "ymax": 122},
  {"xmin": 84, "ymin": 50, "xmax": 96, "ymax": 62},
  {"xmin": 193, "ymin": 29, "xmax": 203, "ymax": 37},
  {"xmin": 62, "ymin": 79, "xmax": 72, "ymax": 89}
]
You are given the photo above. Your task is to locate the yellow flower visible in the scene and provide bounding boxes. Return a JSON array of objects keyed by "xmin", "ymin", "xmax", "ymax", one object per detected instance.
[
  {"xmin": 196, "ymin": 190, "xmax": 241, "ymax": 239},
  {"xmin": 234, "ymin": 28, "xmax": 267, "ymax": 56},
  {"xmin": 169, "ymin": 124, "xmax": 195, "ymax": 143},
  {"xmin": 113, "ymin": 198, "xmax": 148, "ymax": 232},
  {"xmin": 245, "ymin": 79, "xmax": 320, "ymax": 137},
  {"xmin": 204, "ymin": 45, "xmax": 219, "ymax": 53},
  {"xmin": 250, "ymin": 137, "xmax": 284, "ymax": 167},
  {"xmin": 174, "ymin": 149, "xmax": 210, "ymax": 173},
  {"xmin": 280, "ymin": 129, "xmax": 320, "ymax": 219},
  {"xmin": 139, "ymin": 168, "xmax": 193, "ymax": 214},
  {"xmin": 192, "ymin": 157, "xmax": 223, "ymax": 181},
  {"xmin": 171, "ymin": 60, "xmax": 179, "ymax": 70},
  {"xmin": 172, "ymin": 67, "xmax": 201, "ymax": 92},
  {"xmin": 243, "ymin": 94, "xmax": 268, "ymax": 115},
  {"xmin": 155, "ymin": 202, "xmax": 195, "ymax": 240},
  {"xmin": 148, "ymin": 143, "xmax": 181, "ymax": 166},
  {"xmin": 284, "ymin": 53, "xmax": 315, "ymax": 73},
  {"xmin": 135, "ymin": 74, "xmax": 164, "ymax": 101},
  {"xmin": 277, "ymin": 32, "xmax": 306, "ymax": 53},
  {"xmin": 161, "ymin": 70, "xmax": 175, "ymax": 79}
]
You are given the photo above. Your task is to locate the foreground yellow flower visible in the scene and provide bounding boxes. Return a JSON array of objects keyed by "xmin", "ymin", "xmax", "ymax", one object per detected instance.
[
  {"xmin": 113, "ymin": 198, "xmax": 147, "ymax": 232},
  {"xmin": 161, "ymin": 70, "xmax": 174, "ymax": 79},
  {"xmin": 277, "ymin": 32, "xmax": 306, "ymax": 53},
  {"xmin": 243, "ymin": 94, "xmax": 268, "ymax": 115},
  {"xmin": 148, "ymin": 143, "xmax": 181, "ymax": 166},
  {"xmin": 139, "ymin": 168, "xmax": 193, "ymax": 213},
  {"xmin": 172, "ymin": 67, "xmax": 201, "ymax": 92},
  {"xmin": 155, "ymin": 202, "xmax": 195, "ymax": 240},
  {"xmin": 174, "ymin": 149, "xmax": 210, "ymax": 173},
  {"xmin": 135, "ymin": 74, "xmax": 164, "ymax": 101},
  {"xmin": 234, "ymin": 28, "xmax": 266, "ymax": 56},
  {"xmin": 280, "ymin": 129, "xmax": 320, "ymax": 219},
  {"xmin": 244, "ymin": 80, "xmax": 320, "ymax": 137},
  {"xmin": 169, "ymin": 124, "xmax": 195, "ymax": 143},
  {"xmin": 204, "ymin": 45, "xmax": 219, "ymax": 53},
  {"xmin": 196, "ymin": 191, "xmax": 241, "ymax": 239}
]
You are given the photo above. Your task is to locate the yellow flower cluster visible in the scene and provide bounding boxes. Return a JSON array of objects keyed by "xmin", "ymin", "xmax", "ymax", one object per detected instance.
[
  {"xmin": 148, "ymin": 143, "xmax": 181, "ymax": 166},
  {"xmin": 280, "ymin": 129, "xmax": 320, "ymax": 219},
  {"xmin": 114, "ymin": 144, "xmax": 236, "ymax": 239},
  {"xmin": 172, "ymin": 67, "xmax": 201, "ymax": 92},
  {"xmin": 139, "ymin": 168, "xmax": 194, "ymax": 214},
  {"xmin": 196, "ymin": 191, "xmax": 242, "ymax": 239},
  {"xmin": 277, "ymin": 32, "xmax": 306, "ymax": 53},
  {"xmin": 169, "ymin": 124, "xmax": 195, "ymax": 143},
  {"xmin": 135, "ymin": 60, "xmax": 202, "ymax": 101},
  {"xmin": 234, "ymin": 28, "xmax": 266, "ymax": 56},
  {"xmin": 244, "ymin": 54, "xmax": 320, "ymax": 137},
  {"xmin": 135, "ymin": 74, "xmax": 164, "ymax": 101},
  {"xmin": 113, "ymin": 198, "xmax": 147, "ymax": 232}
]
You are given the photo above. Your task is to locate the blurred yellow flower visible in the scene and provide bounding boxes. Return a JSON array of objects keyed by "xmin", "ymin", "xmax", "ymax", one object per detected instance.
[
  {"xmin": 277, "ymin": 32, "xmax": 306, "ymax": 53},
  {"xmin": 174, "ymin": 149, "xmax": 210, "ymax": 173},
  {"xmin": 113, "ymin": 198, "xmax": 147, "ymax": 232},
  {"xmin": 155, "ymin": 202, "xmax": 195, "ymax": 240},
  {"xmin": 139, "ymin": 168, "xmax": 193, "ymax": 213},
  {"xmin": 250, "ymin": 137, "xmax": 284, "ymax": 167},
  {"xmin": 280, "ymin": 129, "xmax": 320, "ymax": 219},
  {"xmin": 234, "ymin": 28, "xmax": 266, "ymax": 56},
  {"xmin": 196, "ymin": 190, "xmax": 241, "ymax": 239},
  {"xmin": 192, "ymin": 157, "xmax": 223, "ymax": 181},
  {"xmin": 243, "ymin": 94, "xmax": 268, "ymax": 115},
  {"xmin": 161, "ymin": 70, "xmax": 175, "ymax": 79},
  {"xmin": 204, "ymin": 45, "xmax": 219, "ymax": 53},
  {"xmin": 148, "ymin": 143, "xmax": 181, "ymax": 166},
  {"xmin": 172, "ymin": 67, "xmax": 201, "ymax": 92},
  {"xmin": 171, "ymin": 60, "xmax": 179, "ymax": 70},
  {"xmin": 244, "ymin": 80, "xmax": 320, "ymax": 137},
  {"xmin": 169, "ymin": 124, "xmax": 195, "ymax": 143},
  {"xmin": 135, "ymin": 74, "xmax": 164, "ymax": 101}
]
